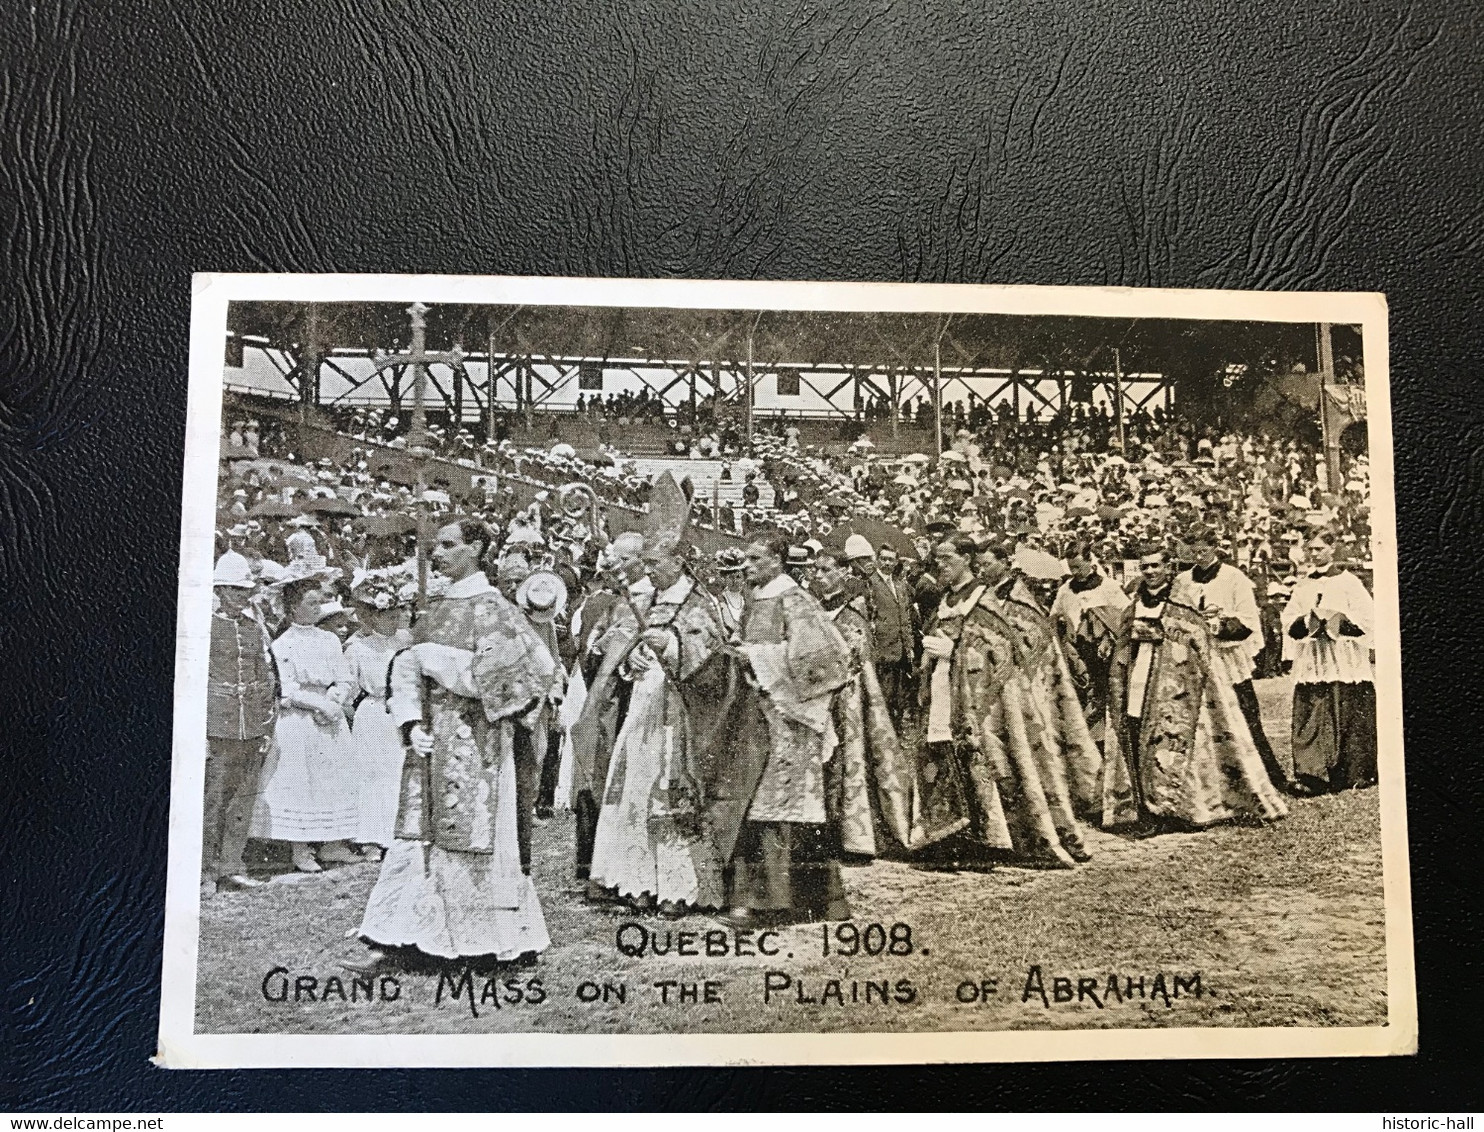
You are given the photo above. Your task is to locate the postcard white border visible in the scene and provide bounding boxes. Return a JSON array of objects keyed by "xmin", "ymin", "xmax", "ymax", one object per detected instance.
[{"xmin": 159, "ymin": 274, "xmax": 1413, "ymax": 1068}]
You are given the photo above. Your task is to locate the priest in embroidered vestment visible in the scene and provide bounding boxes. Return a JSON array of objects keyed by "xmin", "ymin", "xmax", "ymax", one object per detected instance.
[
  {"xmin": 589, "ymin": 530, "xmax": 736, "ymax": 914},
  {"xmin": 722, "ymin": 531, "xmax": 854, "ymax": 927},
  {"xmin": 1102, "ymin": 547, "xmax": 1289, "ymax": 832},
  {"xmin": 809, "ymin": 549, "xmax": 915, "ymax": 861},
  {"xmin": 979, "ymin": 540, "xmax": 1104, "ymax": 831},
  {"xmin": 1281, "ymin": 534, "xmax": 1377, "ymax": 794},
  {"xmin": 912, "ymin": 535, "xmax": 1092, "ymax": 870},
  {"xmin": 568, "ymin": 532, "xmax": 650, "ymax": 891},
  {"xmin": 352, "ymin": 519, "xmax": 559, "ymax": 969},
  {"xmin": 1049, "ymin": 540, "xmax": 1130, "ymax": 742}
]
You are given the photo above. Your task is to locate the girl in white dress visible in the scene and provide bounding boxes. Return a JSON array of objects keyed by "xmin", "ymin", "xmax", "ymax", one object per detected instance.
[
  {"xmin": 251, "ymin": 577, "xmax": 361, "ymax": 872},
  {"xmin": 343, "ymin": 574, "xmax": 414, "ymax": 854}
]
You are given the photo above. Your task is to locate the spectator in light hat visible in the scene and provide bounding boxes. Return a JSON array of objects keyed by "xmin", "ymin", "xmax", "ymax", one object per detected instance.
[
  {"xmin": 784, "ymin": 544, "xmax": 815, "ymax": 585},
  {"xmin": 314, "ymin": 598, "xmax": 355, "ymax": 644},
  {"xmin": 843, "ymin": 533, "xmax": 875, "ymax": 565},
  {"xmin": 203, "ymin": 551, "xmax": 277, "ymax": 897}
]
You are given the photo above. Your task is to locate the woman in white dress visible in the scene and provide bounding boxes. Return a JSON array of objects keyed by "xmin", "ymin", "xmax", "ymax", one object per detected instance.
[
  {"xmin": 343, "ymin": 572, "xmax": 414, "ymax": 855},
  {"xmin": 251, "ymin": 576, "xmax": 361, "ymax": 872}
]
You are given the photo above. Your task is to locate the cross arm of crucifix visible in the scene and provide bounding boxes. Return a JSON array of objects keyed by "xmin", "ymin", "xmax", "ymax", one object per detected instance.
[{"xmin": 368, "ymin": 342, "xmax": 467, "ymax": 376}]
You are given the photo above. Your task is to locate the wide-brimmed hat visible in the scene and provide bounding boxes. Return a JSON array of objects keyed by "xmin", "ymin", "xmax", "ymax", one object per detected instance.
[
  {"xmin": 715, "ymin": 548, "xmax": 746, "ymax": 573},
  {"xmin": 269, "ymin": 556, "xmax": 338, "ymax": 588},
  {"xmin": 517, "ymin": 570, "xmax": 568, "ymax": 616}
]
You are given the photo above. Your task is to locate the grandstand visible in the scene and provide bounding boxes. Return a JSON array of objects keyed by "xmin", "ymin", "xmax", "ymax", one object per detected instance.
[
  {"xmin": 223, "ymin": 303, "xmax": 1182, "ymax": 444},
  {"xmin": 223, "ymin": 303, "xmax": 1366, "ymax": 500}
]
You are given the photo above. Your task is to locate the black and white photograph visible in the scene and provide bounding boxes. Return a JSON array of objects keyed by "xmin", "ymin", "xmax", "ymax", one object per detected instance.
[{"xmin": 158, "ymin": 274, "xmax": 1411, "ymax": 1068}]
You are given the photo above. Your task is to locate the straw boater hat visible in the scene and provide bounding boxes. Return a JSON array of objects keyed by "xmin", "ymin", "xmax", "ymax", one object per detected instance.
[
  {"xmin": 786, "ymin": 545, "xmax": 815, "ymax": 568},
  {"xmin": 517, "ymin": 570, "xmax": 568, "ymax": 617}
]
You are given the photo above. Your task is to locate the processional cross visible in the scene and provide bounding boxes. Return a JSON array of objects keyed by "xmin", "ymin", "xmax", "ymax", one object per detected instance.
[{"xmin": 369, "ymin": 302, "xmax": 466, "ymax": 606}]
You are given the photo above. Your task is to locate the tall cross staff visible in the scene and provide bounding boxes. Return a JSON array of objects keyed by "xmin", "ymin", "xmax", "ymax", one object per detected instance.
[{"xmin": 369, "ymin": 302, "xmax": 466, "ymax": 608}]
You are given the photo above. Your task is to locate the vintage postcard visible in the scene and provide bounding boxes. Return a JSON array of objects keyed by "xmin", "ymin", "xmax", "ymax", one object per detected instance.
[{"xmin": 158, "ymin": 274, "xmax": 1412, "ymax": 1067}]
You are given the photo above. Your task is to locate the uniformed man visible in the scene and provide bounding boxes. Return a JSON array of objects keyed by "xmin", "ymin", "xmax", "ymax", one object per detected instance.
[{"xmin": 203, "ymin": 551, "xmax": 278, "ymax": 898}]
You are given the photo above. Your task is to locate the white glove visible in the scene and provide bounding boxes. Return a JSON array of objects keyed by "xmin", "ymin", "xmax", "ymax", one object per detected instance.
[
  {"xmin": 408, "ymin": 724, "xmax": 434, "ymax": 757},
  {"xmin": 920, "ymin": 634, "xmax": 955, "ymax": 661}
]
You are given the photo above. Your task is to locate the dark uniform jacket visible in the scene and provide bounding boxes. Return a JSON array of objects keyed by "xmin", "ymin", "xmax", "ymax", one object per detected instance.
[{"xmin": 206, "ymin": 610, "xmax": 277, "ymax": 740}]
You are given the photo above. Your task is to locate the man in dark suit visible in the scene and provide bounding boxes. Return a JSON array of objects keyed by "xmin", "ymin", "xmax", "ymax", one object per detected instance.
[{"xmin": 847, "ymin": 536, "xmax": 917, "ymax": 722}]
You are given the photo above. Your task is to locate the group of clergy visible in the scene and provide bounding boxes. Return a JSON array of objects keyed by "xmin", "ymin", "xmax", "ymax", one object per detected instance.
[{"xmin": 203, "ymin": 498, "xmax": 1378, "ymax": 976}]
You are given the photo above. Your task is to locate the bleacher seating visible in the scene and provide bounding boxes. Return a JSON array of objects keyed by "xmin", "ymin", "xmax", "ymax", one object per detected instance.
[
  {"xmin": 626, "ymin": 459, "xmax": 776, "ymax": 509},
  {"xmin": 224, "ymin": 389, "xmax": 939, "ymax": 464}
]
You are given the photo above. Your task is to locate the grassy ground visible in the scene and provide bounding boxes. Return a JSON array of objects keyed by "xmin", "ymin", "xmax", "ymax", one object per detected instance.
[{"xmin": 194, "ymin": 678, "xmax": 1388, "ymax": 1035}]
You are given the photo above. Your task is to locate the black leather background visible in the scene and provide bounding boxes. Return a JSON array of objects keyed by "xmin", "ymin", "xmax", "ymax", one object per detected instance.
[{"xmin": 3, "ymin": 0, "xmax": 1480, "ymax": 1112}]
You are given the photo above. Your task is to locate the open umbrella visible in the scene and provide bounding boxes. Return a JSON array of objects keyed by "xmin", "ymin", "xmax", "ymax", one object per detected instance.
[
  {"xmin": 550, "ymin": 442, "xmax": 576, "ymax": 459},
  {"xmin": 892, "ymin": 474, "xmax": 918, "ymax": 486},
  {"xmin": 940, "ymin": 450, "xmax": 967, "ymax": 463},
  {"xmin": 1014, "ymin": 545, "xmax": 1069, "ymax": 579},
  {"xmin": 303, "ymin": 496, "xmax": 359, "ymax": 517},
  {"xmin": 358, "ymin": 513, "xmax": 416, "ymax": 537},
  {"xmin": 576, "ymin": 448, "xmax": 615, "ymax": 466},
  {"xmin": 903, "ymin": 453, "xmax": 931, "ymax": 465},
  {"xmin": 248, "ymin": 499, "xmax": 299, "ymax": 519}
]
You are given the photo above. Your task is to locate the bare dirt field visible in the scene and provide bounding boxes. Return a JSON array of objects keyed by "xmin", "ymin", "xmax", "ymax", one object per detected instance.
[{"xmin": 193, "ymin": 678, "xmax": 1389, "ymax": 1035}]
